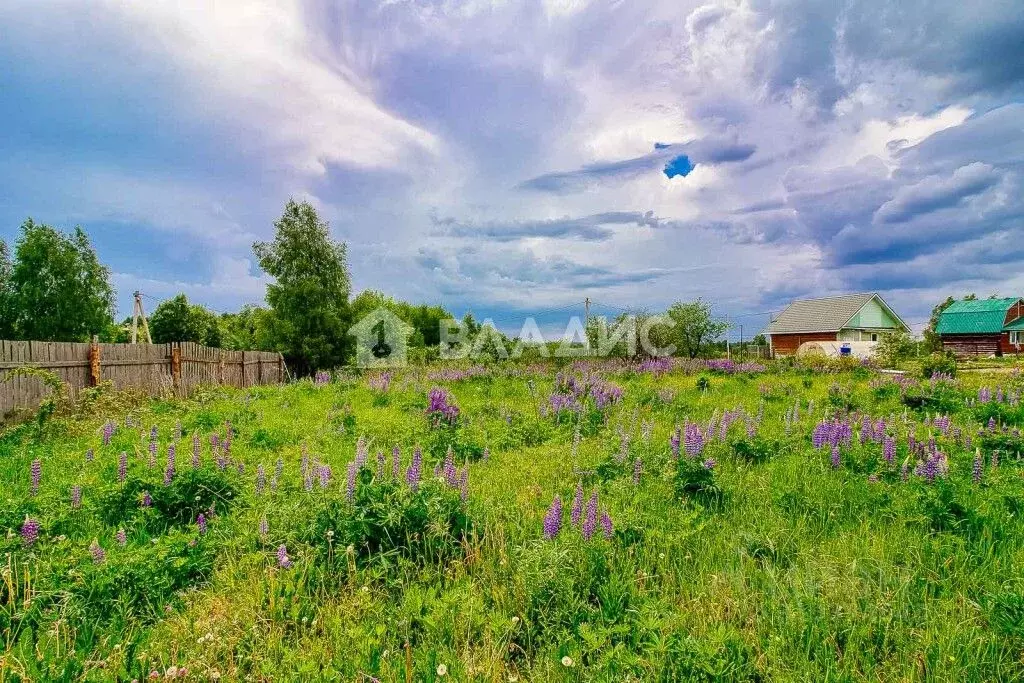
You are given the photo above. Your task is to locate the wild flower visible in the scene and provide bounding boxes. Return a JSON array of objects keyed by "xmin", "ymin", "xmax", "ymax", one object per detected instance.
[
  {"xmin": 443, "ymin": 447, "xmax": 457, "ymax": 487},
  {"xmin": 256, "ymin": 465, "xmax": 266, "ymax": 494},
  {"xmin": 314, "ymin": 371, "xmax": 331, "ymax": 387},
  {"xmin": 973, "ymin": 450, "xmax": 983, "ymax": 484},
  {"xmin": 141, "ymin": 491, "xmax": 152, "ymax": 508},
  {"xmin": 192, "ymin": 432, "xmax": 201, "ymax": 468},
  {"xmin": 116, "ymin": 529, "xmax": 127, "ymax": 546},
  {"xmin": 670, "ymin": 426, "xmax": 681, "ymax": 459},
  {"xmin": 570, "ymin": 483, "xmax": 583, "ymax": 526},
  {"xmin": 346, "ymin": 462, "xmax": 358, "ymax": 501},
  {"xmin": 633, "ymin": 458, "xmax": 643, "ymax": 484},
  {"xmin": 703, "ymin": 458, "xmax": 716, "ymax": 470},
  {"xmin": 600, "ymin": 510, "xmax": 614, "ymax": 539},
  {"xmin": 367, "ymin": 371, "xmax": 393, "ymax": 392},
  {"xmin": 406, "ymin": 447, "xmax": 423, "ymax": 491},
  {"xmin": 991, "ymin": 450, "xmax": 1000, "ymax": 468},
  {"xmin": 543, "ymin": 495, "xmax": 562, "ymax": 539},
  {"xmin": 483, "ymin": 446, "xmax": 490, "ymax": 463},
  {"xmin": 582, "ymin": 491, "xmax": 598, "ymax": 541},
  {"xmin": 85, "ymin": 448, "xmax": 94, "ymax": 463},
  {"xmin": 830, "ymin": 445, "xmax": 841, "ymax": 469},
  {"xmin": 318, "ymin": 464, "xmax": 332, "ymax": 488},
  {"xmin": 71, "ymin": 485, "xmax": 82, "ymax": 509},
  {"xmin": 459, "ymin": 469, "xmax": 469, "ymax": 501},
  {"xmin": 426, "ymin": 387, "xmax": 460, "ymax": 426},
  {"xmin": 118, "ymin": 452, "xmax": 128, "ymax": 482},
  {"xmin": 102, "ymin": 420, "xmax": 117, "ymax": 445},
  {"xmin": 376, "ymin": 451, "xmax": 385, "ymax": 477},
  {"xmin": 883, "ymin": 437, "xmax": 895, "ymax": 463},
  {"xmin": 258, "ymin": 517, "xmax": 269, "ymax": 538},
  {"xmin": 197, "ymin": 513, "xmax": 207, "ymax": 535},
  {"xmin": 90, "ymin": 539, "xmax": 106, "ymax": 564},
  {"xmin": 277, "ymin": 544, "xmax": 293, "ymax": 569},
  {"xmin": 900, "ymin": 462, "xmax": 909, "ymax": 481},
  {"xmin": 164, "ymin": 444, "xmax": 176, "ymax": 485},
  {"xmin": 30, "ymin": 459, "xmax": 41, "ymax": 496},
  {"xmin": 22, "ymin": 517, "xmax": 40, "ymax": 546},
  {"xmin": 684, "ymin": 423, "xmax": 705, "ymax": 458}
]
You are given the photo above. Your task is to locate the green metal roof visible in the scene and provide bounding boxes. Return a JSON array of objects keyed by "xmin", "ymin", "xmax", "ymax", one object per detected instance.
[
  {"xmin": 935, "ymin": 298, "xmax": 1022, "ymax": 334},
  {"xmin": 1004, "ymin": 317, "xmax": 1024, "ymax": 331}
]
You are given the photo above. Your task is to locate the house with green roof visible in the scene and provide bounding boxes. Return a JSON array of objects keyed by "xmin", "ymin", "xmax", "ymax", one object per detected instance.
[
  {"xmin": 765, "ymin": 292, "xmax": 910, "ymax": 356},
  {"xmin": 935, "ymin": 297, "xmax": 1024, "ymax": 356}
]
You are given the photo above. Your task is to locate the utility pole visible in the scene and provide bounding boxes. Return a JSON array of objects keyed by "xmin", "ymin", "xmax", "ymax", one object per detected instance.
[
  {"xmin": 584, "ymin": 297, "xmax": 591, "ymax": 323},
  {"xmin": 725, "ymin": 314, "xmax": 731, "ymax": 360},
  {"xmin": 131, "ymin": 291, "xmax": 152, "ymax": 344}
]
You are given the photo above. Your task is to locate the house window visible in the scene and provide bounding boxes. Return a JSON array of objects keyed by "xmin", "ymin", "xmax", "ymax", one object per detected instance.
[
  {"xmin": 871, "ymin": 333, "xmax": 878, "ymax": 342},
  {"xmin": 1012, "ymin": 331, "xmax": 1022, "ymax": 346}
]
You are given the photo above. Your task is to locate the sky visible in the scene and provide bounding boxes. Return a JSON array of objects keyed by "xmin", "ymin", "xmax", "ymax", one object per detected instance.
[{"xmin": 1, "ymin": 0, "xmax": 1023, "ymax": 339}]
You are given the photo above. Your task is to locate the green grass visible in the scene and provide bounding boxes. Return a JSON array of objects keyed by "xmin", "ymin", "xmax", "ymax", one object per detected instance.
[{"xmin": 3, "ymin": 361, "xmax": 1024, "ymax": 681}]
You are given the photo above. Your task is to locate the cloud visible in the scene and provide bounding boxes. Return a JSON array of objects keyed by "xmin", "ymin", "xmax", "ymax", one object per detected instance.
[
  {"xmin": 437, "ymin": 211, "xmax": 659, "ymax": 242},
  {"xmin": 873, "ymin": 162, "xmax": 1001, "ymax": 224},
  {"xmin": 518, "ymin": 137, "xmax": 755, "ymax": 193}
]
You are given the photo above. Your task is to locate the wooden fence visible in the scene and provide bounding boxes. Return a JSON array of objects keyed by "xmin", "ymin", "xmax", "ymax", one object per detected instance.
[{"xmin": 0, "ymin": 340, "xmax": 286, "ymax": 420}]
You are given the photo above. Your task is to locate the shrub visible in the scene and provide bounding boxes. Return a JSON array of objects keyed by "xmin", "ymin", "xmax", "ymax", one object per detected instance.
[
  {"xmin": 921, "ymin": 352, "xmax": 957, "ymax": 379},
  {"xmin": 96, "ymin": 468, "xmax": 238, "ymax": 532},
  {"xmin": 674, "ymin": 457, "xmax": 722, "ymax": 503}
]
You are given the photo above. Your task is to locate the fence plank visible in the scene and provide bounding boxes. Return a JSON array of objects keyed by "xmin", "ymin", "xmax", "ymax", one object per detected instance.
[{"xmin": 0, "ymin": 340, "xmax": 286, "ymax": 422}]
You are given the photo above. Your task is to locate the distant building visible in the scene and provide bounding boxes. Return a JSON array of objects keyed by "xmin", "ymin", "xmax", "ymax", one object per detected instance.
[
  {"xmin": 764, "ymin": 292, "xmax": 910, "ymax": 356},
  {"xmin": 935, "ymin": 297, "xmax": 1024, "ymax": 357}
]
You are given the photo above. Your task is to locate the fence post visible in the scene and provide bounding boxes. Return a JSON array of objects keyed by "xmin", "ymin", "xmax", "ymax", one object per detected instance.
[
  {"xmin": 278, "ymin": 353, "xmax": 284, "ymax": 383},
  {"xmin": 88, "ymin": 335, "xmax": 101, "ymax": 387},
  {"xmin": 171, "ymin": 343, "xmax": 182, "ymax": 391},
  {"xmin": 241, "ymin": 350, "xmax": 246, "ymax": 388}
]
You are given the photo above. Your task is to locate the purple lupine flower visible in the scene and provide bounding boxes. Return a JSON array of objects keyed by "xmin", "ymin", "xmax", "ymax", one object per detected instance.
[
  {"xmin": 599, "ymin": 511, "xmax": 614, "ymax": 540},
  {"xmin": 317, "ymin": 464, "xmax": 332, "ymax": 488},
  {"xmin": 258, "ymin": 517, "xmax": 269, "ymax": 538},
  {"xmin": 392, "ymin": 446, "xmax": 401, "ymax": 478},
  {"xmin": 458, "ymin": 468, "xmax": 469, "ymax": 501},
  {"xmin": 277, "ymin": 544, "xmax": 293, "ymax": 569},
  {"xmin": 90, "ymin": 539, "xmax": 106, "ymax": 564},
  {"xmin": 141, "ymin": 491, "xmax": 152, "ymax": 508},
  {"xmin": 272, "ymin": 458, "xmax": 283, "ymax": 491},
  {"xmin": 830, "ymin": 445, "xmax": 841, "ymax": 470},
  {"xmin": 883, "ymin": 437, "xmax": 895, "ymax": 464},
  {"xmin": 923, "ymin": 456, "xmax": 938, "ymax": 483},
  {"xmin": 303, "ymin": 466, "xmax": 314, "ymax": 492},
  {"xmin": 426, "ymin": 387, "xmax": 460, "ymax": 426},
  {"xmin": 900, "ymin": 462, "xmax": 909, "ymax": 481},
  {"xmin": 443, "ymin": 447, "xmax": 458, "ymax": 487},
  {"xmin": 116, "ymin": 528, "xmax": 127, "ymax": 546},
  {"xmin": 355, "ymin": 436, "xmax": 368, "ymax": 469},
  {"xmin": 256, "ymin": 465, "xmax": 266, "ymax": 494},
  {"xmin": 570, "ymin": 483, "xmax": 584, "ymax": 526},
  {"xmin": 196, "ymin": 513, "xmax": 207, "ymax": 535},
  {"xmin": 997, "ymin": 388, "xmax": 1005, "ymax": 403},
  {"xmin": 973, "ymin": 451, "xmax": 983, "ymax": 484},
  {"xmin": 192, "ymin": 432, "xmax": 201, "ymax": 468},
  {"xmin": 376, "ymin": 451, "xmax": 386, "ymax": 478},
  {"xmin": 988, "ymin": 417, "xmax": 997, "ymax": 433},
  {"xmin": 346, "ymin": 462, "xmax": 358, "ymax": 501},
  {"xmin": 163, "ymin": 444, "xmax": 176, "ymax": 486},
  {"xmin": 118, "ymin": 451, "xmax": 128, "ymax": 482},
  {"xmin": 991, "ymin": 450, "xmax": 999, "ymax": 469},
  {"xmin": 632, "ymin": 458, "xmax": 643, "ymax": 484},
  {"xmin": 30, "ymin": 459, "xmax": 41, "ymax": 496},
  {"xmin": 148, "ymin": 439, "xmax": 157, "ymax": 469},
  {"xmin": 582, "ymin": 491, "xmax": 598, "ymax": 541},
  {"xmin": 703, "ymin": 458, "xmax": 716, "ymax": 470},
  {"xmin": 406, "ymin": 447, "xmax": 422, "ymax": 491},
  {"xmin": 867, "ymin": 474, "xmax": 879, "ymax": 484},
  {"xmin": 85, "ymin": 448, "xmax": 94, "ymax": 463},
  {"xmin": 542, "ymin": 495, "xmax": 563, "ymax": 540},
  {"xmin": 684, "ymin": 423, "xmax": 705, "ymax": 458},
  {"xmin": 71, "ymin": 485, "xmax": 82, "ymax": 509},
  {"xmin": 860, "ymin": 419, "xmax": 870, "ymax": 444},
  {"xmin": 21, "ymin": 517, "xmax": 39, "ymax": 546},
  {"xmin": 670, "ymin": 426, "xmax": 681, "ymax": 459}
]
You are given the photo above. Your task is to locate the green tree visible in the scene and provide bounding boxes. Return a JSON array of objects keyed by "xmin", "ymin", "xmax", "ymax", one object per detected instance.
[
  {"xmin": 253, "ymin": 200, "xmax": 352, "ymax": 373},
  {"xmin": 666, "ymin": 299, "xmax": 729, "ymax": 358},
  {"xmin": 148, "ymin": 294, "xmax": 221, "ymax": 346},
  {"xmin": 0, "ymin": 241, "xmax": 15, "ymax": 338},
  {"xmin": 218, "ymin": 305, "xmax": 276, "ymax": 351},
  {"xmin": 9, "ymin": 219, "xmax": 115, "ymax": 341},
  {"xmin": 874, "ymin": 329, "xmax": 917, "ymax": 367}
]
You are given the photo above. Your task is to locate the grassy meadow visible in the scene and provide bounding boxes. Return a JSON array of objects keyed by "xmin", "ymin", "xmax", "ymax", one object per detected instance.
[{"xmin": 3, "ymin": 358, "xmax": 1024, "ymax": 681}]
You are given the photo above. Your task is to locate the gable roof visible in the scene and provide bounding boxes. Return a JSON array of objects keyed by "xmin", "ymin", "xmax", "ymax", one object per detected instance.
[
  {"xmin": 766, "ymin": 292, "xmax": 907, "ymax": 335},
  {"xmin": 936, "ymin": 298, "xmax": 1023, "ymax": 335}
]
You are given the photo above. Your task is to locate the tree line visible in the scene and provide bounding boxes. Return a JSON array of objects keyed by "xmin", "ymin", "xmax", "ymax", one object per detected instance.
[{"xmin": 0, "ymin": 200, "xmax": 741, "ymax": 372}]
